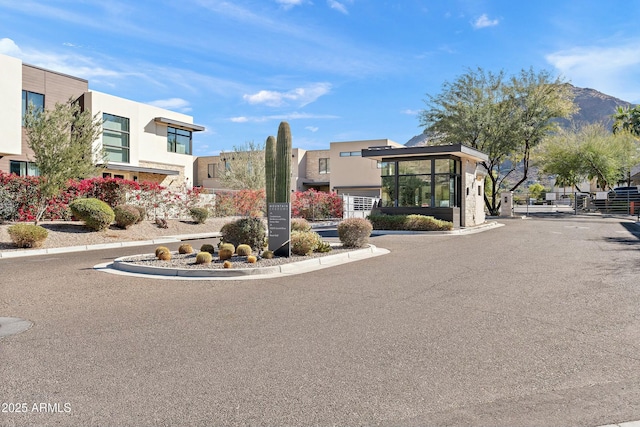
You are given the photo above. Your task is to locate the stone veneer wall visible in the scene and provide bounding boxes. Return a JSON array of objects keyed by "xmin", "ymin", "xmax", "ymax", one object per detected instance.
[
  {"xmin": 138, "ymin": 161, "xmax": 185, "ymax": 188},
  {"xmin": 463, "ymin": 160, "xmax": 485, "ymax": 226},
  {"xmin": 304, "ymin": 150, "xmax": 330, "ymax": 183}
]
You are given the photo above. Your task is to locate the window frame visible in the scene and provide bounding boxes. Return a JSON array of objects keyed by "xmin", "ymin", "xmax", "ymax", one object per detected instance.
[
  {"xmin": 102, "ymin": 113, "xmax": 130, "ymax": 163},
  {"xmin": 167, "ymin": 126, "xmax": 192, "ymax": 155},
  {"xmin": 21, "ymin": 90, "xmax": 45, "ymax": 124},
  {"xmin": 319, "ymin": 157, "xmax": 330, "ymax": 174}
]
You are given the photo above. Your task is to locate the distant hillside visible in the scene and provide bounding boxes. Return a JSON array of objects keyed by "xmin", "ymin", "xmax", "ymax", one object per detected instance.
[{"xmin": 406, "ymin": 85, "xmax": 636, "ymax": 147}]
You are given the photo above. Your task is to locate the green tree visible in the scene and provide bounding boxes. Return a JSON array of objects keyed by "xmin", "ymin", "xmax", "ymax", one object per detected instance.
[
  {"xmin": 23, "ymin": 98, "xmax": 104, "ymax": 223},
  {"xmin": 537, "ymin": 123, "xmax": 640, "ymax": 191},
  {"xmin": 420, "ymin": 67, "xmax": 576, "ymax": 215},
  {"xmin": 219, "ymin": 140, "xmax": 266, "ymax": 190},
  {"xmin": 612, "ymin": 105, "xmax": 640, "ymax": 136}
]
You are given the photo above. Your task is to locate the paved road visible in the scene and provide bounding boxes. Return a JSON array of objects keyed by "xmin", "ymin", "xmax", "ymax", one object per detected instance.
[{"xmin": 1, "ymin": 215, "xmax": 640, "ymax": 426}]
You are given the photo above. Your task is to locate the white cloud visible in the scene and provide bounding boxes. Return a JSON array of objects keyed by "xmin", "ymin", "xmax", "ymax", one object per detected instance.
[
  {"xmin": 401, "ymin": 109, "xmax": 419, "ymax": 116},
  {"xmin": 229, "ymin": 112, "xmax": 339, "ymax": 123},
  {"xmin": 305, "ymin": 126, "xmax": 319, "ymax": 132},
  {"xmin": 472, "ymin": 14, "xmax": 499, "ymax": 29},
  {"xmin": 0, "ymin": 38, "xmax": 22, "ymax": 56},
  {"xmin": 546, "ymin": 42, "xmax": 640, "ymax": 101},
  {"xmin": 147, "ymin": 98, "xmax": 192, "ymax": 112},
  {"xmin": 276, "ymin": 0, "xmax": 303, "ymax": 9},
  {"xmin": 243, "ymin": 83, "xmax": 332, "ymax": 107},
  {"xmin": 327, "ymin": 0, "xmax": 349, "ymax": 14}
]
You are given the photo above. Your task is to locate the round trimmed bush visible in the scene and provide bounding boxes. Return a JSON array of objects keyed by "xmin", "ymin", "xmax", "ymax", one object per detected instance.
[
  {"xmin": 113, "ymin": 204, "xmax": 140, "ymax": 229},
  {"xmin": 189, "ymin": 207, "xmax": 209, "ymax": 224},
  {"xmin": 220, "ymin": 217, "xmax": 266, "ymax": 250},
  {"xmin": 236, "ymin": 244, "xmax": 252, "ymax": 256},
  {"xmin": 69, "ymin": 198, "xmax": 115, "ymax": 231},
  {"xmin": 7, "ymin": 223, "xmax": 48, "ymax": 248},
  {"xmin": 337, "ymin": 218, "xmax": 373, "ymax": 248},
  {"xmin": 134, "ymin": 206, "xmax": 146, "ymax": 223},
  {"xmin": 290, "ymin": 230, "xmax": 322, "ymax": 255},
  {"xmin": 195, "ymin": 252, "xmax": 212, "ymax": 264},
  {"xmin": 291, "ymin": 218, "xmax": 311, "ymax": 232},
  {"xmin": 261, "ymin": 250, "xmax": 274, "ymax": 259}
]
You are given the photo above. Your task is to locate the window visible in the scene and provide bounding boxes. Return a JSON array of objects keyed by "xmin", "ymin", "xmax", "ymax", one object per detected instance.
[
  {"xmin": 10, "ymin": 161, "xmax": 39, "ymax": 176},
  {"xmin": 380, "ymin": 157, "xmax": 461, "ymax": 208},
  {"xmin": 103, "ymin": 113, "xmax": 130, "ymax": 163},
  {"xmin": 22, "ymin": 90, "xmax": 45, "ymax": 123},
  {"xmin": 339, "ymin": 151, "xmax": 362, "ymax": 157},
  {"xmin": 207, "ymin": 163, "xmax": 218, "ymax": 179},
  {"xmin": 319, "ymin": 158, "xmax": 330, "ymax": 174},
  {"xmin": 168, "ymin": 127, "xmax": 192, "ymax": 155}
]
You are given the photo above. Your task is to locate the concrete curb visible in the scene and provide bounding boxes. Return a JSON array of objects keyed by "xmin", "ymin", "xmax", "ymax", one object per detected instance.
[
  {"xmin": 96, "ymin": 244, "xmax": 390, "ymax": 281},
  {"xmin": 371, "ymin": 220, "xmax": 504, "ymax": 236},
  {"xmin": 0, "ymin": 232, "xmax": 221, "ymax": 259}
]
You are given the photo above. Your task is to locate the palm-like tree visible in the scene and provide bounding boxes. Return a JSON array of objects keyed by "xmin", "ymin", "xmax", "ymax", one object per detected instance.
[{"xmin": 613, "ymin": 105, "xmax": 640, "ymax": 136}]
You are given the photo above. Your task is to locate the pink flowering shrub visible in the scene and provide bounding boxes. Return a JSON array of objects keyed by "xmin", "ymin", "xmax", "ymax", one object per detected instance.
[{"xmin": 291, "ymin": 189, "xmax": 342, "ymax": 220}]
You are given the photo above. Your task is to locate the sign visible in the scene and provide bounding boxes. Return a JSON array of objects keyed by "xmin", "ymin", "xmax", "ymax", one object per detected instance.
[{"xmin": 268, "ymin": 203, "xmax": 291, "ymax": 257}]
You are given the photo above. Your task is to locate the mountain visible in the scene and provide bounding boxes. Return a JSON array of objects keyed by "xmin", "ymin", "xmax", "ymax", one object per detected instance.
[{"xmin": 405, "ymin": 85, "xmax": 636, "ymax": 147}]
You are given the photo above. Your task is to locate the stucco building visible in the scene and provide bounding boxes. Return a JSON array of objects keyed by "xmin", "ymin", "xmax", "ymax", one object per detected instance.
[{"xmin": 0, "ymin": 53, "xmax": 204, "ymax": 188}]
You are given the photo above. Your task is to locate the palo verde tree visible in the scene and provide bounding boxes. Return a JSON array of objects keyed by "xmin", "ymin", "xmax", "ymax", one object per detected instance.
[
  {"xmin": 419, "ymin": 67, "xmax": 576, "ymax": 215},
  {"xmin": 23, "ymin": 98, "xmax": 105, "ymax": 223},
  {"xmin": 536, "ymin": 123, "xmax": 640, "ymax": 191}
]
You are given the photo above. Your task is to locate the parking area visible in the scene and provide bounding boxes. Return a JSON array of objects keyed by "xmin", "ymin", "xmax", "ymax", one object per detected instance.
[{"xmin": 1, "ymin": 215, "xmax": 640, "ymax": 426}]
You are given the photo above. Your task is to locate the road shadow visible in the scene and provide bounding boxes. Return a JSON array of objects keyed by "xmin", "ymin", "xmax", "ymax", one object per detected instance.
[{"xmin": 603, "ymin": 221, "xmax": 640, "ymax": 247}]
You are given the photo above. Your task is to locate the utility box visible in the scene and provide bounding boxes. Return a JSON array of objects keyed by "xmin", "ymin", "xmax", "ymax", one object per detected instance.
[{"xmin": 500, "ymin": 191, "xmax": 513, "ymax": 217}]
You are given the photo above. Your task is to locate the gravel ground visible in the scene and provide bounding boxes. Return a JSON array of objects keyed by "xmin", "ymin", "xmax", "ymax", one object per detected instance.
[
  {"xmin": 0, "ymin": 217, "xmax": 239, "ymax": 252},
  {"xmin": 120, "ymin": 246, "xmax": 353, "ymax": 269}
]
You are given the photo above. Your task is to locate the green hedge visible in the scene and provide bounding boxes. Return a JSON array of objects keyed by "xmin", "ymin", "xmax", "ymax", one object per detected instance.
[
  {"xmin": 367, "ymin": 214, "xmax": 453, "ymax": 231},
  {"xmin": 69, "ymin": 198, "xmax": 115, "ymax": 231}
]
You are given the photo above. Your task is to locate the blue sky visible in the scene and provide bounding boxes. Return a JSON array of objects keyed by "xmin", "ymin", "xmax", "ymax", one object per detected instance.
[{"xmin": 1, "ymin": 0, "xmax": 640, "ymax": 156}]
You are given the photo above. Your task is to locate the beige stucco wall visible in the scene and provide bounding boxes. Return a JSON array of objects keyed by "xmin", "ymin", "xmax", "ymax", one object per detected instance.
[
  {"xmin": 329, "ymin": 139, "xmax": 402, "ymax": 195},
  {"xmin": 85, "ymin": 90, "xmax": 196, "ymax": 188},
  {"xmin": 0, "ymin": 54, "xmax": 22, "ymax": 156}
]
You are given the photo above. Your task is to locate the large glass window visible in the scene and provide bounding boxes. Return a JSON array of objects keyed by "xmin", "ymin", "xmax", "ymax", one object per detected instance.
[
  {"xmin": 10, "ymin": 161, "xmax": 39, "ymax": 176},
  {"xmin": 380, "ymin": 157, "xmax": 460, "ymax": 208},
  {"xmin": 168, "ymin": 127, "xmax": 192, "ymax": 155},
  {"xmin": 103, "ymin": 113, "xmax": 130, "ymax": 163},
  {"xmin": 339, "ymin": 151, "xmax": 362, "ymax": 157},
  {"xmin": 22, "ymin": 91, "xmax": 45, "ymax": 123}
]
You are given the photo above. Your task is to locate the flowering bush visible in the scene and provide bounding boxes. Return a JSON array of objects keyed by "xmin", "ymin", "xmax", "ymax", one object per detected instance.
[
  {"xmin": 212, "ymin": 189, "xmax": 265, "ymax": 217},
  {"xmin": 291, "ymin": 189, "xmax": 342, "ymax": 220}
]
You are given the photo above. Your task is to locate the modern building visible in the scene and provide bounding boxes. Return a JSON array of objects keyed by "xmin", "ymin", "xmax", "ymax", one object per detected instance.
[
  {"xmin": 362, "ymin": 143, "xmax": 488, "ymax": 228},
  {"xmin": 194, "ymin": 139, "xmax": 403, "ymax": 197},
  {"xmin": 0, "ymin": 53, "xmax": 204, "ymax": 188}
]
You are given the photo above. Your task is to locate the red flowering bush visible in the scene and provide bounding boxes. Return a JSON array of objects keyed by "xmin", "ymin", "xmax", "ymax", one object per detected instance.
[
  {"xmin": 291, "ymin": 189, "xmax": 342, "ymax": 220},
  {"xmin": 212, "ymin": 189, "xmax": 265, "ymax": 217}
]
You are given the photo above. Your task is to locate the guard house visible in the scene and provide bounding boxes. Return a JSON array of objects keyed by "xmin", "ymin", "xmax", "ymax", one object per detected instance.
[{"xmin": 361, "ymin": 143, "xmax": 489, "ymax": 228}]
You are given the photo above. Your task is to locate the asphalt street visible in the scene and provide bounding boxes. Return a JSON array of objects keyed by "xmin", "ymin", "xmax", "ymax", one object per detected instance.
[{"xmin": 1, "ymin": 214, "xmax": 640, "ymax": 426}]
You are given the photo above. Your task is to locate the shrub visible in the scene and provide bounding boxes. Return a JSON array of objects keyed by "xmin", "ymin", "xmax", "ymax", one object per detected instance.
[
  {"xmin": 200, "ymin": 244, "xmax": 216, "ymax": 254},
  {"xmin": 7, "ymin": 223, "xmax": 48, "ymax": 248},
  {"xmin": 69, "ymin": 198, "xmax": 115, "ymax": 231},
  {"xmin": 220, "ymin": 217, "xmax": 266, "ymax": 250},
  {"xmin": 157, "ymin": 250, "xmax": 172, "ymax": 261},
  {"xmin": 189, "ymin": 207, "xmax": 209, "ymax": 224},
  {"xmin": 367, "ymin": 214, "xmax": 453, "ymax": 231},
  {"xmin": 195, "ymin": 252, "xmax": 212, "ymax": 264},
  {"xmin": 113, "ymin": 204, "xmax": 141, "ymax": 229},
  {"xmin": 155, "ymin": 246, "xmax": 170, "ymax": 257},
  {"xmin": 236, "ymin": 244, "xmax": 252, "ymax": 256},
  {"xmin": 261, "ymin": 250, "xmax": 274, "ymax": 259},
  {"xmin": 223, "ymin": 260, "xmax": 233, "ymax": 268},
  {"xmin": 290, "ymin": 230, "xmax": 322, "ymax": 255},
  {"xmin": 337, "ymin": 218, "xmax": 373, "ymax": 248},
  {"xmin": 246, "ymin": 255, "xmax": 257, "ymax": 263},
  {"xmin": 134, "ymin": 206, "xmax": 146, "ymax": 223},
  {"xmin": 0, "ymin": 186, "xmax": 17, "ymax": 223},
  {"xmin": 315, "ymin": 240, "xmax": 333, "ymax": 253},
  {"xmin": 291, "ymin": 189, "xmax": 343, "ymax": 219},
  {"xmin": 218, "ymin": 243, "xmax": 235, "ymax": 260},
  {"xmin": 178, "ymin": 243, "xmax": 193, "ymax": 254},
  {"xmin": 291, "ymin": 217, "xmax": 311, "ymax": 232}
]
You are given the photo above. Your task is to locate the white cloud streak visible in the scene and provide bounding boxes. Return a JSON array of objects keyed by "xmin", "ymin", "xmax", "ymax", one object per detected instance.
[
  {"xmin": 546, "ymin": 42, "xmax": 640, "ymax": 102},
  {"xmin": 229, "ymin": 112, "xmax": 339, "ymax": 123},
  {"xmin": 327, "ymin": 0, "xmax": 348, "ymax": 14},
  {"xmin": 243, "ymin": 83, "xmax": 332, "ymax": 107},
  {"xmin": 147, "ymin": 98, "xmax": 192, "ymax": 112},
  {"xmin": 276, "ymin": 0, "xmax": 303, "ymax": 9},
  {"xmin": 473, "ymin": 14, "xmax": 499, "ymax": 29}
]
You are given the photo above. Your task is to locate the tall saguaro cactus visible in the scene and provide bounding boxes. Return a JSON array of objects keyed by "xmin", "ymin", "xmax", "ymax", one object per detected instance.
[
  {"xmin": 275, "ymin": 121, "xmax": 292, "ymax": 203},
  {"xmin": 265, "ymin": 135, "xmax": 276, "ymax": 207}
]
